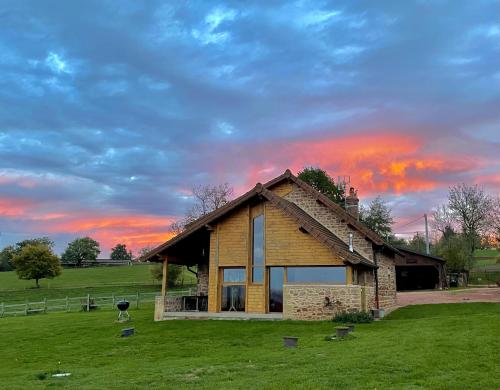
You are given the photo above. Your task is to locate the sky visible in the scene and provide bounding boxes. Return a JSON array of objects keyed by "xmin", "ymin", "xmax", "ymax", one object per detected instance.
[{"xmin": 0, "ymin": 0, "xmax": 499, "ymax": 256}]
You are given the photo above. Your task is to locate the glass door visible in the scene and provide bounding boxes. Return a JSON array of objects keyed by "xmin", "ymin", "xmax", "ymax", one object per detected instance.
[
  {"xmin": 220, "ymin": 268, "xmax": 246, "ymax": 312},
  {"xmin": 268, "ymin": 267, "xmax": 284, "ymax": 313}
]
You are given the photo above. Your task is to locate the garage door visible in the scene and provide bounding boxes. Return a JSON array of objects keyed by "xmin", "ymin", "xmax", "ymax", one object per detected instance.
[{"xmin": 396, "ymin": 266, "xmax": 439, "ymax": 291}]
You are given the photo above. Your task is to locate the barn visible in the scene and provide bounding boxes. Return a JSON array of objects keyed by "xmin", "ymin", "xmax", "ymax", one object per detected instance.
[{"xmin": 395, "ymin": 247, "xmax": 446, "ymax": 291}]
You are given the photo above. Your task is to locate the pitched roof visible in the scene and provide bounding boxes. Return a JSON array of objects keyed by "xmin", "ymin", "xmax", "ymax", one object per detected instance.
[
  {"xmin": 140, "ymin": 169, "xmax": 398, "ymax": 263},
  {"xmin": 264, "ymin": 170, "xmax": 401, "ymax": 255},
  {"xmin": 395, "ymin": 247, "xmax": 446, "ymax": 262}
]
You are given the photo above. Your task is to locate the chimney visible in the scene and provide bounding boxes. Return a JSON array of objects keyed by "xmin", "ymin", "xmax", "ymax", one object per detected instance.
[{"xmin": 345, "ymin": 187, "xmax": 359, "ymax": 220}]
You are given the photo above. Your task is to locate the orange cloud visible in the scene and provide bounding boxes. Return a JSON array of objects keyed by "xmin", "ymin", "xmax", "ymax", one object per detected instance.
[
  {"xmin": 241, "ymin": 132, "xmax": 480, "ymax": 195},
  {"xmin": 46, "ymin": 214, "xmax": 176, "ymax": 255},
  {"xmin": 0, "ymin": 197, "xmax": 34, "ymax": 217}
]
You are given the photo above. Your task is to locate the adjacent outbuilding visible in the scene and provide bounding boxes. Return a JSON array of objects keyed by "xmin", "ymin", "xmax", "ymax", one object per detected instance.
[{"xmin": 395, "ymin": 247, "xmax": 446, "ymax": 291}]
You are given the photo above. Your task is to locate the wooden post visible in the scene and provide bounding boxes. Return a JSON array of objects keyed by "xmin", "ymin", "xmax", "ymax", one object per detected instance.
[
  {"xmin": 136, "ymin": 292, "xmax": 140, "ymax": 309},
  {"xmin": 161, "ymin": 258, "xmax": 168, "ymax": 297},
  {"xmin": 44, "ymin": 297, "xmax": 47, "ymax": 313},
  {"xmin": 87, "ymin": 294, "xmax": 90, "ymax": 312},
  {"xmin": 0, "ymin": 302, "xmax": 3, "ymax": 317},
  {"xmin": 66, "ymin": 296, "xmax": 69, "ymax": 312},
  {"xmin": 112, "ymin": 293, "xmax": 115, "ymax": 309}
]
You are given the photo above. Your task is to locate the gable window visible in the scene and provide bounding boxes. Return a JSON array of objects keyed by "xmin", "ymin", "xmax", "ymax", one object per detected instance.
[
  {"xmin": 286, "ymin": 266, "xmax": 346, "ymax": 284},
  {"xmin": 252, "ymin": 214, "xmax": 265, "ymax": 283}
]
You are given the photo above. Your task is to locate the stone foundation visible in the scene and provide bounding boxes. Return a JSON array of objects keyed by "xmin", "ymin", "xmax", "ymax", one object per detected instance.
[
  {"xmin": 165, "ymin": 296, "xmax": 183, "ymax": 312},
  {"xmin": 283, "ymin": 284, "xmax": 375, "ymax": 320}
]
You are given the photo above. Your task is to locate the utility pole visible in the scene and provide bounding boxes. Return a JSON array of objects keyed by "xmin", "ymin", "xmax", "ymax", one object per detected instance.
[{"xmin": 424, "ymin": 214, "xmax": 430, "ymax": 255}]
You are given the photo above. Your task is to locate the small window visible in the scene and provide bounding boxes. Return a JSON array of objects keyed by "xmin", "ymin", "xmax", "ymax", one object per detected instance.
[
  {"xmin": 223, "ymin": 268, "xmax": 246, "ymax": 283},
  {"xmin": 286, "ymin": 266, "xmax": 346, "ymax": 284},
  {"xmin": 252, "ymin": 214, "xmax": 265, "ymax": 283}
]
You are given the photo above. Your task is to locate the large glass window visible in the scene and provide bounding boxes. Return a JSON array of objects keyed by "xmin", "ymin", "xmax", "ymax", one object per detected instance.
[
  {"xmin": 252, "ymin": 214, "xmax": 265, "ymax": 283},
  {"xmin": 223, "ymin": 268, "xmax": 246, "ymax": 283},
  {"xmin": 286, "ymin": 266, "xmax": 346, "ymax": 284}
]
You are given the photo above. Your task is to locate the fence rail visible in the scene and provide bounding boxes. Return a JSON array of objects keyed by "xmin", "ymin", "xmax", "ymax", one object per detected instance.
[{"xmin": 0, "ymin": 288, "xmax": 195, "ymax": 318}]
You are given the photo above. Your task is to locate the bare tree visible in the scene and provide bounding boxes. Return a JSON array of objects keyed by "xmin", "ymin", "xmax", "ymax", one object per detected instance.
[
  {"xmin": 169, "ymin": 183, "xmax": 234, "ymax": 234},
  {"xmin": 491, "ymin": 197, "xmax": 500, "ymax": 246},
  {"xmin": 432, "ymin": 204, "xmax": 456, "ymax": 237},
  {"xmin": 448, "ymin": 183, "xmax": 494, "ymax": 253}
]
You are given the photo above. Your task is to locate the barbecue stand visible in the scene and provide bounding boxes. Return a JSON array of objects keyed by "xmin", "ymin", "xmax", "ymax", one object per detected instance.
[{"xmin": 117, "ymin": 300, "xmax": 130, "ymax": 322}]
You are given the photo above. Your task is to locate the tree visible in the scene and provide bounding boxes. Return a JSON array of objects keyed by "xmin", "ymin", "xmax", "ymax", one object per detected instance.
[
  {"xmin": 137, "ymin": 245, "xmax": 155, "ymax": 260},
  {"xmin": 15, "ymin": 237, "xmax": 54, "ymax": 251},
  {"xmin": 12, "ymin": 244, "xmax": 61, "ymax": 288},
  {"xmin": 150, "ymin": 263, "xmax": 183, "ymax": 287},
  {"xmin": 432, "ymin": 205, "xmax": 456, "ymax": 237},
  {"xmin": 169, "ymin": 182, "xmax": 234, "ymax": 233},
  {"xmin": 110, "ymin": 243, "xmax": 133, "ymax": 261},
  {"xmin": 448, "ymin": 183, "xmax": 494, "ymax": 254},
  {"xmin": 359, "ymin": 196, "xmax": 394, "ymax": 240},
  {"xmin": 0, "ymin": 246, "xmax": 15, "ymax": 272},
  {"xmin": 434, "ymin": 232, "xmax": 472, "ymax": 273},
  {"xmin": 298, "ymin": 167, "xmax": 345, "ymax": 205},
  {"xmin": 406, "ymin": 233, "xmax": 428, "ymax": 253},
  {"xmin": 61, "ymin": 237, "xmax": 100, "ymax": 267},
  {"xmin": 0, "ymin": 237, "xmax": 55, "ymax": 272}
]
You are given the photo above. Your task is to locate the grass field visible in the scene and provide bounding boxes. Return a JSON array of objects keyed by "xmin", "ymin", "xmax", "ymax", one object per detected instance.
[
  {"xmin": 1, "ymin": 303, "xmax": 499, "ymax": 389},
  {"xmin": 474, "ymin": 248, "xmax": 499, "ymax": 258},
  {"xmin": 0, "ymin": 265, "xmax": 196, "ymax": 303}
]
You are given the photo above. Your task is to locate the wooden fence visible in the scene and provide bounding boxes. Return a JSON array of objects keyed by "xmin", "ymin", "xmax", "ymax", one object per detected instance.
[{"xmin": 0, "ymin": 288, "xmax": 195, "ymax": 318}]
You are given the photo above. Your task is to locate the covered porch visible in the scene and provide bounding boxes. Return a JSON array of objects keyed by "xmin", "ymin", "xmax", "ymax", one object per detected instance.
[{"xmin": 152, "ymin": 226, "xmax": 212, "ymax": 321}]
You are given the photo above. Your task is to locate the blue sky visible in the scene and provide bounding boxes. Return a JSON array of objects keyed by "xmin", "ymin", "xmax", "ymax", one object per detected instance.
[{"xmin": 0, "ymin": 0, "xmax": 499, "ymax": 255}]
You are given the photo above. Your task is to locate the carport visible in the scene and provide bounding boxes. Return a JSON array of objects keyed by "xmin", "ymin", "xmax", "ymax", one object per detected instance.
[{"xmin": 395, "ymin": 247, "xmax": 446, "ymax": 291}]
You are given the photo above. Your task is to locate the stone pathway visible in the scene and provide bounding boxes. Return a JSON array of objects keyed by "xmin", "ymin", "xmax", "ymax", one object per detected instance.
[{"xmin": 395, "ymin": 287, "xmax": 500, "ymax": 309}]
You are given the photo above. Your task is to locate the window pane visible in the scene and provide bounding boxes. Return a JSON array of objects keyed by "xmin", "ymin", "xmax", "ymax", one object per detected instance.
[
  {"xmin": 287, "ymin": 267, "xmax": 346, "ymax": 283},
  {"xmin": 252, "ymin": 267, "xmax": 264, "ymax": 283},
  {"xmin": 221, "ymin": 285, "xmax": 246, "ymax": 311},
  {"xmin": 252, "ymin": 214, "xmax": 264, "ymax": 266},
  {"xmin": 223, "ymin": 268, "xmax": 246, "ymax": 283}
]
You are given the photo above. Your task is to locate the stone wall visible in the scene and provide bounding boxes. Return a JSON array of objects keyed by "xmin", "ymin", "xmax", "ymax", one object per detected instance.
[
  {"xmin": 165, "ymin": 296, "xmax": 183, "ymax": 312},
  {"xmin": 377, "ymin": 252, "xmax": 397, "ymax": 309},
  {"xmin": 197, "ymin": 262, "xmax": 209, "ymax": 296},
  {"xmin": 284, "ymin": 185, "xmax": 374, "ymax": 262},
  {"xmin": 283, "ymin": 284, "xmax": 374, "ymax": 320}
]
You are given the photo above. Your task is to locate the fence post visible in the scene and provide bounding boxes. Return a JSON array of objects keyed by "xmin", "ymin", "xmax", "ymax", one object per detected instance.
[
  {"xmin": 66, "ymin": 296, "xmax": 69, "ymax": 312},
  {"xmin": 25, "ymin": 302, "xmax": 28, "ymax": 316},
  {"xmin": 0, "ymin": 302, "xmax": 3, "ymax": 317},
  {"xmin": 44, "ymin": 297, "xmax": 47, "ymax": 314},
  {"xmin": 87, "ymin": 294, "xmax": 90, "ymax": 312},
  {"xmin": 112, "ymin": 293, "xmax": 115, "ymax": 309}
]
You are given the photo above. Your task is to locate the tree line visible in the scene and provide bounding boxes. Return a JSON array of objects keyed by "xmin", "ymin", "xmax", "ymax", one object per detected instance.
[{"xmin": 0, "ymin": 237, "xmax": 136, "ymax": 287}]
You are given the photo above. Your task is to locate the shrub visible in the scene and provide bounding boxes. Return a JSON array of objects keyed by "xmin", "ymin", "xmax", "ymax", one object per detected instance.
[
  {"xmin": 332, "ymin": 310, "xmax": 373, "ymax": 323},
  {"xmin": 150, "ymin": 263, "xmax": 183, "ymax": 287}
]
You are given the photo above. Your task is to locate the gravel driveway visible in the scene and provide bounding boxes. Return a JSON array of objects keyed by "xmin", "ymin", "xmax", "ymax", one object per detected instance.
[{"xmin": 395, "ymin": 287, "xmax": 500, "ymax": 309}]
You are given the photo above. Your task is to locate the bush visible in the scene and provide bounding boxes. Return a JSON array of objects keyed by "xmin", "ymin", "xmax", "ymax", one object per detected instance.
[
  {"xmin": 333, "ymin": 310, "xmax": 373, "ymax": 323},
  {"xmin": 150, "ymin": 263, "xmax": 183, "ymax": 287}
]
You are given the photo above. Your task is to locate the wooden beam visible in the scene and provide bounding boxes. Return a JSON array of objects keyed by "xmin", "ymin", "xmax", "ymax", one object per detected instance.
[{"xmin": 161, "ymin": 258, "xmax": 168, "ymax": 297}]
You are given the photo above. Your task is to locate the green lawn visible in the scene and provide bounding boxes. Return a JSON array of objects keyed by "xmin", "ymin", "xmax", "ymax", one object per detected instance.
[
  {"xmin": 1, "ymin": 303, "xmax": 499, "ymax": 389},
  {"xmin": 474, "ymin": 248, "xmax": 499, "ymax": 257},
  {"xmin": 0, "ymin": 265, "xmax": 196, "ymax": 303}
]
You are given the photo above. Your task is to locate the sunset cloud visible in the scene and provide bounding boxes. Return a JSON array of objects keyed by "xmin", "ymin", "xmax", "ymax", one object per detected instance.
[{"xmin": 0, "ymin": 1, "xmax": 498, "ymax": 255}]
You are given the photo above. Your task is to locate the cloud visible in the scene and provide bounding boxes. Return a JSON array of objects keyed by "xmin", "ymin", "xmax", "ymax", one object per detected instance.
[
  {"xmin": 0, "ymin": 0, "xmax": 498, "ymax": 253},
  {"xmin": 45, "ymin": 52, "xmax": 71, "ymax": 74}
]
